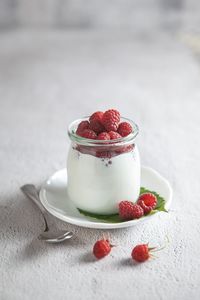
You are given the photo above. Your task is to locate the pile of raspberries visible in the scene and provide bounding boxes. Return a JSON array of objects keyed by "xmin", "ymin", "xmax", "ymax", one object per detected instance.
[{"xmin": 76, "ymin": 109, "xmax": 133, "ymax": 140}]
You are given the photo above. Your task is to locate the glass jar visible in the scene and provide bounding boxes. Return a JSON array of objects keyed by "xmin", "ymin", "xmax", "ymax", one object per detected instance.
[{"xmin": 67, "ymin": 117, "xmax": 140, "ymax": 215}]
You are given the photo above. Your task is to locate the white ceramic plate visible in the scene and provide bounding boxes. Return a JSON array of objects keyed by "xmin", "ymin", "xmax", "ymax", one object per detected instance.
[{"xmin": 40, "ymin": 167, "xmax": 172, "ymax": 229}]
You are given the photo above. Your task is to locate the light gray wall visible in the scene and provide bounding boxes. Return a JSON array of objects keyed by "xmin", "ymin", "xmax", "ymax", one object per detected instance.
[{"xmin": 0, "ymin": 0, "xmax": 199, "ymax": 31}]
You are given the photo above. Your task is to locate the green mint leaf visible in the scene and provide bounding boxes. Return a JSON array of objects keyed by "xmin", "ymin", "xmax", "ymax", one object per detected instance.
[{"xmin": 77, "ymin": 208, "xmax": 123, "ymax": 223}]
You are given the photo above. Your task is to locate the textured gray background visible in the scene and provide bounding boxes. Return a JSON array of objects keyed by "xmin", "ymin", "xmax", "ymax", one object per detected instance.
[
  {"xmin": 1, "ymin": 1, "xmax": 200, "ymax": 300},
  {"xmin": 0, "ymin": 0, "xmax": 200, "ymax": 32},
  {"xmin": 0, "ymin": 29, "xmax": 200, "ymax": 300}
]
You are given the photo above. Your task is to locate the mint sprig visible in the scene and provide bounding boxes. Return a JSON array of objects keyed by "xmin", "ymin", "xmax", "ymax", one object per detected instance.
[{"xmin": 78, "ymin": 187, "xmax": 167, "ymax": 223}]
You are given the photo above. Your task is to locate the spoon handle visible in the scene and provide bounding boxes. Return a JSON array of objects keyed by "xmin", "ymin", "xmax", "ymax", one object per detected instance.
[{"xmin": 21, "ymin": 184, "xmax": 49, "ymax": 231}]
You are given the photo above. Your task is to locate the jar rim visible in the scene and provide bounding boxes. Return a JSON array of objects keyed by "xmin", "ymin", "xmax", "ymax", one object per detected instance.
[{"xmin": 68, "ymin": 116, "xmax": 139, "ymax": 147}]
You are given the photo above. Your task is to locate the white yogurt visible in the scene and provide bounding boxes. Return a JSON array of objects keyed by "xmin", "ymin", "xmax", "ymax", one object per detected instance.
[{"xmin": 67, "ymin": 146, "xmax": 141, "ymax": 214}]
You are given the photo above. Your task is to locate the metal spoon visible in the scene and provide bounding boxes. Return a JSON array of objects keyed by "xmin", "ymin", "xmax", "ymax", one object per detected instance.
[{"xmin": 21, "ymin": 184, "xmax": 73, "ymax": 243}]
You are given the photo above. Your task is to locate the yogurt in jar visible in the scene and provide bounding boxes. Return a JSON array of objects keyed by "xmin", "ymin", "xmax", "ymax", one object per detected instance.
[{"xmin": 67, "ymin": 144, "xmax": 140, "ymax": 214}]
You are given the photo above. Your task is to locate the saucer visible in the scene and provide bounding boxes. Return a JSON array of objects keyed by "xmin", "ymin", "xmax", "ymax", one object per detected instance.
[{"xmin": 39, "ymin": 166, "xmax": 172, "ymax": 229}]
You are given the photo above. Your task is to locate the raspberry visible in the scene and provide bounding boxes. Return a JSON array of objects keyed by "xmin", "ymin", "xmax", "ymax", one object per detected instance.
[
  {"xmin": 89, "ymin": 111, "xmax": 104, "ymax": 123},
  {"xmin": 131, "ymin": 204, "xmax": 144, "ymax": 219},
  {"xmin": 89, "ymin": 120, "xmax": 105, "ymax": 134},
  {"xmin": 108, "ymin": 131, "xmax": 122, "ymax": 140},
  {"xmin": 118, "ymin": 122, "xmax": 133, "ymax": 137},
  {"xmin": 119, "ymin": 201, "xmax": 144, "ymax": 220},
  {"xmin": 76, "ymin": 121, "xmax": 90, "ymax": 136},
  {"xmin": 131, "ymin": 244, "xmax": 150, "ymax": 262},
  {"xmin": 93, "ymin": 239, "xmax": 112, "ymax": 259},
  {"xmin": 137, "ymin": 193, "xmax": 157, "ymax": 215},
  {"xmin": 102, "ymin": 109, "xmax": 120, "ymax": 132},
  {"xmin": 119, "ymin": 201, "xmax": 134, "ymax": 220},
  {"xmin": 80, "ymin": 129, "xmax": 97, "ymax": 139},
  {"xmin": 89, "ymin": 111, "xmax": 105, "ymax": 134},
  {"xmin": 97, "ymin": 132, "xmax": 110, "ymax": 140}
]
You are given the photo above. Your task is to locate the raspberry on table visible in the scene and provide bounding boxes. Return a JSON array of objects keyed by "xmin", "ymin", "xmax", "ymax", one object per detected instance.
[
  {"xmin": 118, "ymin": 122, "xmax": 133, "ymax": 137},
  {"xmin": 79, "ymin": 129, "xmax": 97, "ymax": 139},
  {"xmin": 137, "ymin": 193, "xmax": 157, "ymax": 215},
  {"xmin": 76, "ymin": 121, "xmax": 90, "ymax": 136},
  {"xmin": 108, "ymin": 131, "xmax": 122, "ymax": 140},
  {"xmin": 93, "ymin": 239, "xmax": 112, "ymax": 259},
  {"xmin": 119, "ymin": 201, "xmax": 144, "ymax": 220},
  {"xmin": 131, "ymin": 244, "xmax": 150, "ymax": 262},
  {"xmin": 97, "ymin": 132, "xmax": 110, "ymax": 140},
  {"xmin": 102, "ymin": 109, "xmax": 120, "ymax": 132}
]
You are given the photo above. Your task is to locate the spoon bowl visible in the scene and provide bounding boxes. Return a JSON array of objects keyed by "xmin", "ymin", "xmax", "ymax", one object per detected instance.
[{"xmin": 38, "ymin": 230, "xmax": 73, "ymax": 243}]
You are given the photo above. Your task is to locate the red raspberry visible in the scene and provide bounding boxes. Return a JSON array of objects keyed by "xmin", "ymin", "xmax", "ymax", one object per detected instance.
[
  {"xmin": 97, "ymin": 132, "xmax": 110, "ymax": 140},
  {"xmin": 93, "ymin": 239, "xmax": 112, "ymax": 259},
  {"xmin": 119, "ymin": 201, "xmax": 144, "ymax": 220},
  {"xmin": 102, "ymin": 109, "xmax": 120, "ymax": 132},
  {"xmin": 89, "ymin": 120, "xmax": 105, "ymax": 134},
  {"xmin": 108, "ymin": 131, "xmax": 122, "ymax": 140},
  {"xmin": 76, "ymin": 121, "xmax": 90, "ymax": 136},
  {"xmin": 89, "ymin": 111, "xmax": 104, "ymax": 123},
  {"xmin": 89, "ymin": 111, "xmax": 105, "ymax": 134},
  {"xmin": 131, "ymin": 204, "xmax": 144, "ymax": 219},
  {"xmin": 131, "ymin": 244, "xmax": 150, "ymax": 262},
  {"xmin": 80, "ymin": 129, "xmax": 97, "ymax": 139},
  {"xmin": 118, "ymin": 122, "xmax": 133, "ymax": 137},
  {"xmin": 119, "ymin": 201, "xmax": 134, "ymax": 220},
  {"xmin": 137, "ymin": 193, "xmax": 157, "ymax": 215}
]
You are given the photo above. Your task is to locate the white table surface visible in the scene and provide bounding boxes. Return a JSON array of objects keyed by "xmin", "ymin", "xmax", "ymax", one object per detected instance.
[{"xmin": 0, "ymin": 30, "xmax": 200, "ymax": 300}]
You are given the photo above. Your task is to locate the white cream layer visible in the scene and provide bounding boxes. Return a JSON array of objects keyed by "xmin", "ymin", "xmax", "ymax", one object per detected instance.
[{"xmin": 67, "ymin": 146, "xmax": 140, "ymax": 214}]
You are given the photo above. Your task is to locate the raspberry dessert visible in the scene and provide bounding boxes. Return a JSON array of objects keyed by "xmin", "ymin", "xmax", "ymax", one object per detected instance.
[{"xmin": 67, "ymin": 109, "xmax": 140, "ymax": 214}]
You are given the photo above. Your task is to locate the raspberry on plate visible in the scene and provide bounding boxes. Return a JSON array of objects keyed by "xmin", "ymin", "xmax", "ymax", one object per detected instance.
[
  {"xmin": 102, "ymin": 109, "xmax": 120, "ymax": 132},
  {"xmin": 118, "ymin": 122, "xmax": 133, "ymax": 137},
  {"xmin": 131, "ymin": 204, "xmax": 144, "ymax": 219},
  {"xmin": 108, "ymin": 131, "xmax": 122, "ymax": 140},
  {"xmin": 97, "ymin": 132, "xmax": 110, "ymax": 140},
  {"xmin": 76, "ymin": 121, "xmax": 90, "ymax": 136},
  {"xmin": 79, "ymin": 129, "xmax": 97, "ymax": 139},
  {"xmin": 119, "ymin": 201, "xmax": 144, "ymax": 220},
  {"xmin": 137, "ymin": 193, "xmax": 157, "ymax": 215},
  {"xmin": 131, "ymin": 244, "xmax": 150, "ymax": 262},
  {"xmin": 93, "ymin": 239, "xmax": 112, "ymax": 259}
]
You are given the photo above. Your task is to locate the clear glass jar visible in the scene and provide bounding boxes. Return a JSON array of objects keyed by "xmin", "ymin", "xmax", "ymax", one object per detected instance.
[{"xmin": 67, "ymin": 117, "xmax": 140, "ymax": 215}]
